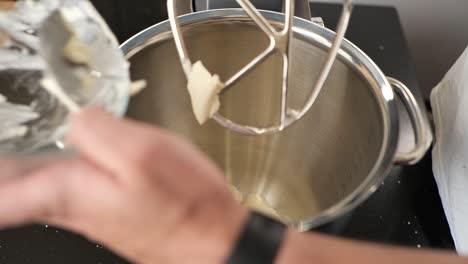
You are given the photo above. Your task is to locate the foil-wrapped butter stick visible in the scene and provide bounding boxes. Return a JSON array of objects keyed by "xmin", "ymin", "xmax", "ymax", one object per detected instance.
[
  {"xmin": 0, "ymin": 0, "xmax": 139, "ymax": 154},
  {"xmin": 38, "ymin": 4, "xmax": 130, "ymax": 112}
]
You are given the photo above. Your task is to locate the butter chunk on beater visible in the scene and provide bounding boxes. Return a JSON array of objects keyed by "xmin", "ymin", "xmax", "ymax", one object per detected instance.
[{"xmin": 186, "ymin": 61, "xmax": 224, "ymax": 124}]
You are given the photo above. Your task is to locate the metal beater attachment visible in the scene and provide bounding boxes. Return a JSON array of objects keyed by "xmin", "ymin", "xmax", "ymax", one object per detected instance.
[{"xmin": 168, "ymin": 0, "xmax": 353, "ymax": 136}]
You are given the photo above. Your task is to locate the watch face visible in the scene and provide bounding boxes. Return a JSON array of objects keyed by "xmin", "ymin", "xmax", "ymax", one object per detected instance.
[{"xmin": 226, "ymin": 212, "xmax": 286, "ymax": 264}]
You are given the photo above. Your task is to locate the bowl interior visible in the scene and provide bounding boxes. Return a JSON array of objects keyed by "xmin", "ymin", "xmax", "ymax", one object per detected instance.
[{"xmin": 125, "ymin": 17, "xmax": 385, "ymax": 226}]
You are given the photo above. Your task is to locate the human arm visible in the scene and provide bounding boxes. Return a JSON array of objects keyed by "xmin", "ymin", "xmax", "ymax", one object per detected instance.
[{"xmin": 0, "ymin": 108, "xmax": 465, "ymax": 264}]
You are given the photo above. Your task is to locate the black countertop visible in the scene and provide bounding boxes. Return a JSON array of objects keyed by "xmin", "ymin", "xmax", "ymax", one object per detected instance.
[
  {"xmin": 310, "ymin": 3, "xmax": 454, "ymax": 250},
  {"xmin": 0, "ymin": 3, "xmax": 454, "ymax": 263}
]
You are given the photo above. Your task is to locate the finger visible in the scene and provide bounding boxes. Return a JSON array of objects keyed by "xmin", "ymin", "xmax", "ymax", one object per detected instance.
[
  {"xmin": 67, "ymin": 107, "xmax": 168, "ymax": 177},
  {"xmin": 0, "ymin": 158, "xmax": 91, "ymax": 228}
]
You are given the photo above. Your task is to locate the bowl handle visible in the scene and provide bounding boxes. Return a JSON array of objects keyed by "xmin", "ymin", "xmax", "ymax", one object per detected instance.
[{"xmin": 389, "ymin": 77, "xmax": 431, "ymax": 165}]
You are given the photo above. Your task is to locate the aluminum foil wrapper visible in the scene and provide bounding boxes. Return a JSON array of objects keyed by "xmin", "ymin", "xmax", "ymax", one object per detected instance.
[{"xmin": 0, "ymin": 0, "xmax": 130, "ymax": 154}]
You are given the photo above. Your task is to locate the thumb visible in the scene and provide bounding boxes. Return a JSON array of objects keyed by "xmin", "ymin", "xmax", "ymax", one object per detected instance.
[{"xmin": 0, "ymin": 152, "xmax": 77, "ymax": 184}]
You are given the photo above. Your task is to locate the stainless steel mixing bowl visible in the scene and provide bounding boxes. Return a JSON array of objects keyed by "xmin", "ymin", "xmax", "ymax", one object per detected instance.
[{"xmin": 121, "ymin": 9, "xmax": 431, "ymax": 230}]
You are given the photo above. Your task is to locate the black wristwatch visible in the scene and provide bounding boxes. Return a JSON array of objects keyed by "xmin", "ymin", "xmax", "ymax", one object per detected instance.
[{"xmin": 226, "ymin": 212, "xmax": 287, "ymax": 264}]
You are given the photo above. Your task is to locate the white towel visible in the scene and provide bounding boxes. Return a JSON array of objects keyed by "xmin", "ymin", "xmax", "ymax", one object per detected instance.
[{"xmin": 431, "ymin": 46, "xmax": 468, "ymax": 255}]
